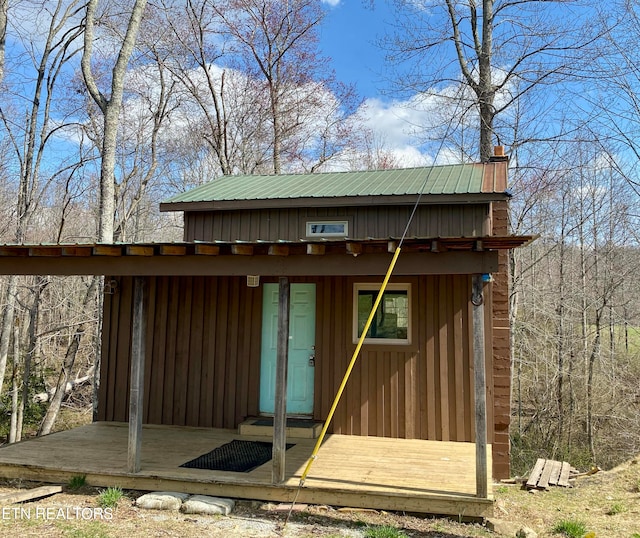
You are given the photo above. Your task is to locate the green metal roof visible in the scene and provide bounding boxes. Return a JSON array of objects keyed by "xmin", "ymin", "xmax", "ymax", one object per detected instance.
[{"xmin": 162, "ymin": 164, "xmax": 502, "ymax": 205}]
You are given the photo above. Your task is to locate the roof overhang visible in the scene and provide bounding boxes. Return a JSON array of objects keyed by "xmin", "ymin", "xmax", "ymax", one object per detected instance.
[
  {"xmin": 0, "ymin": 237, "xmax": 534, "ymax": 277},
  {"xmin": 160, "ymin": 193, "xmax": 511, "ymax": 212}
]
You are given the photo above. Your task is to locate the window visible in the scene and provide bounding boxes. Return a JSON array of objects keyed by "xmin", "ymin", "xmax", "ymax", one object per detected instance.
[
  {"xmin": 353, "ymin": 283, "xmax": 411, "ymax": 344},
  {"xmin": 306, "ymin": 220, "xmax": 348, "ymax": 237}
]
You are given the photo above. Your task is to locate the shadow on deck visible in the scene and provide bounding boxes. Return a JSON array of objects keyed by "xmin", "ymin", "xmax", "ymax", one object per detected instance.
[{"xmin": 0, "ymin": 422, "xmax": 493, "ymax": 518}]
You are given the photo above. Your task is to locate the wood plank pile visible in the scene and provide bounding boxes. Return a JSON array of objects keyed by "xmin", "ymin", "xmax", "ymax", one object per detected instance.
[{"xmin": 525, "ymin": 458, "xmax": 577, "ymax": 490}]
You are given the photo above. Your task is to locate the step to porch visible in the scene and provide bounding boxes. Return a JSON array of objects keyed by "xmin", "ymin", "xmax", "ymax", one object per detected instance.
[{"xmin": 238, "ymin": 418, "xmax": 323, "ymax": 439}]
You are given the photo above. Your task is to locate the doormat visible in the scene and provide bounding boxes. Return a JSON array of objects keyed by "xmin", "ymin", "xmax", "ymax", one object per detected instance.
[
  {"xmin": 252, "ymin": 418, "xmax": 317, "ymax": 429},
  {"xmin": 180, "ymin": 439, "xmax": 295, "ymax": 473}
]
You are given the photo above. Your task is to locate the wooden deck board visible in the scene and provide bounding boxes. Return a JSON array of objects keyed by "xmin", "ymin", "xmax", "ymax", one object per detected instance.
[{"xmin": 0, "ymin": 422, "xmax": 493, "ymax": 517}]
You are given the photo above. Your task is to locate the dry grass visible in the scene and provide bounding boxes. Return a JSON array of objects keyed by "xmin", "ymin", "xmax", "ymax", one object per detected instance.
[
  {"xmin": 0, "ymin": 455, "xmax": 638, "ymax": 537},
  {"xmin": 496, "ymin": 456, "xmax": 640, "ymax": 537}
]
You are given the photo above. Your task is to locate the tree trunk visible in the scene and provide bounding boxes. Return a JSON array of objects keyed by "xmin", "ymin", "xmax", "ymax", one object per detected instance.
[
  {"xmin": 478, "ymin": 0, "xmax": 494, "ymax": 161},
  {"xmin": 92, "ymin": 290, "xmax": 104, "ymax": 421},
  {"xmin": 18, "ymin": 278, "xmax": 45, "ymax": 442},
  {"xmin": 9, "ymin": 323, "xmax": 19, "ymax": 443},
  {"xmin": 586, "ymin": 317, "xmax": 601, "ymax": 463},
  {"xmin": 556, "ymin": 237, "xmax": 565, "ymax": 447},
  {"xmin": 0, "ymin": 0, "xmax": 7, "ymax": 83},
  {"xmin": 82, "ymin": 0, "xmax": 148, "ymax": 243},
  {"xmin": 38, "ymin": 277, "xmax": 99, "ymax": 436},
  {"xmin": 0, "ymin": 276, "xmax": 17, "ymax": 398}
]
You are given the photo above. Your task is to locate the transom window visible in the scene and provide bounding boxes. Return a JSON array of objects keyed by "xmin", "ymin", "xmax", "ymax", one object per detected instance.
[
  {"xmin": 353, "ymin": 283, "xmax": 411, "ymax": 345},
  {"xmin": 306, "ymin": 220, "xmax": 348, "ymax": 237}
]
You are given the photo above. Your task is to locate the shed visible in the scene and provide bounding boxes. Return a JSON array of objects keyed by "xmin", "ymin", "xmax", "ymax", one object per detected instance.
[{"xmin": 0, "ymin": 158, "xmax": 533, "ymax": 516}]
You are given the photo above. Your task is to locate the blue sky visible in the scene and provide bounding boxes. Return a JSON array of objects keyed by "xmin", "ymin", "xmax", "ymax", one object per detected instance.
[
  {"xmin": 319, "ymin": 1, "xmax": 392, "ymax": 99},
  {"xmin": 318, "ymin": 1, "xmax": 436, "ymax": 166}
]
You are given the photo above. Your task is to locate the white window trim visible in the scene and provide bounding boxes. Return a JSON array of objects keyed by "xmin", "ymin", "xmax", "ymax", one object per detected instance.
[
  {"xmin": 353, "ymin": 283, "xmax": 411, "ymax": 345},
  {"xmin": 305, "ymin": 220, "xmax": 349, "ymax": 238}
]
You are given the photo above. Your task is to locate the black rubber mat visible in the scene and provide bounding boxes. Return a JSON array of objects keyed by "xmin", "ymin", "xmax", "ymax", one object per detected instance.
[
  {"xmin": 252, "ymin": 418, "xmax": 317, "ymax": 428},
  {"xmin": 180, "ymin": 439, "xmax": 294, "ymax": 472}
]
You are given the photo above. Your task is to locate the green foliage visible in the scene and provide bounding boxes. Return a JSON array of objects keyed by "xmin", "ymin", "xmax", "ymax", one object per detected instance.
[
  {"xmin": 363, "ymin": 525, "xmax": 408, "ymax": 538},
  {"xmin": 56, "ymin": 521, "xmax": 110, "ymax": 538},
  {"xmin": 607, "ymin": 501, "xmax": 627, "ymax": 515},
  {"xmin": 0, "ymin": 373, "xmax": 47, "ymax": 440},
  {"xmin": 552, "ymin": 519, "xmax": 588, "ymax": 538},
  {"xmin": 97, "ymin": 486, "xmax": 123, "ymax": 509},
  {"xmin": 67, "ymin": 474, "xmax": 87, "ymax": 490}
]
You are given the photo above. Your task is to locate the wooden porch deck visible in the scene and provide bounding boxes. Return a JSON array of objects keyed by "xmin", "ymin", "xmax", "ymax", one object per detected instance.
[{"xmin": 0, "ymin": 422, "xmax": 493, "ymax": 518}]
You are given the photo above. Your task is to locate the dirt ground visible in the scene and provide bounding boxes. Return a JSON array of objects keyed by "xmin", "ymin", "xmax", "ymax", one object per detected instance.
[
  {"xmin": 0, "ymin": 482, "xmax": 492, "ymax": 538},
  {"xmin": 0, "ymin": 457, "xmax": 639, "ymax": 538}
]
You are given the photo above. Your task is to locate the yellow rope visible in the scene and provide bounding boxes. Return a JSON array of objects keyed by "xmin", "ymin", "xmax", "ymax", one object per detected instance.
[{"xmin": 298, "ymin": 246, "xmax": 402, "ymax": 486}]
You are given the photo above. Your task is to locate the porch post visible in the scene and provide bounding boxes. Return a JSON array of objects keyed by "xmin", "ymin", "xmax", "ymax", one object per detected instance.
[
  {"xmin": 472, "ymin": 274, "xmax": 489, "ymax": 498},
  {"xmin": 128, "ymin": 276, "xmax": 147, "ymax": 474},
  {"xmin": 272, "ymin": 277, "xmax": 290, "ymax": 484}
]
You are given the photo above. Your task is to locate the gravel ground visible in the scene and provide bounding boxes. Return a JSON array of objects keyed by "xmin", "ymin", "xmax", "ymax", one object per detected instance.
[{"xmin": 0, "ymin": 481, "xmax": 493, "ymax": 537}]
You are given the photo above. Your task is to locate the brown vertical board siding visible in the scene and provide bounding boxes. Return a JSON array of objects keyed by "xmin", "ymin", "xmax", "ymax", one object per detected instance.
[
  {"xmin": 438, "ymin": 276, "xmax": 450, "ymax": 441},
  {"xmin": 389, "ymin": 354, "xmax": 399, "ymax": 438},
  {"xmin": 200, "ymin": 277, "xmax": 218, "ymax": 427},
  {"xmin": 346, "ymin": 352, "xmax": 359, "ymax": 435},
  {"xmin": 314, "ymin": 277, "xmax": 328, "ymax": 422},
  {"xmin": 453, "ymin": 277, "xmax": 466, "ymax": 441},
  {"xmin": 359, "ymin": 350, "xmax": 369, "ymax": 436},
  {"xmin": 148, "ymin": 276, "xmax": 169, "ymax": 424},
  {"xmin": 213, "ymin": 277, "xmax": 229, "ymax": 427},
  {"xmin": 173, "ymin": 277, "xmax": 193, "ymax": 424},
  {"xmin": 162, "ymin": 278, "xmax": 179, "ymax": 423},
  {"xmin": 99, "ymin": 269, "xmax": 502, "ymax": 473},
  {"xmin": 366, "ymin": 351, "xmax": 377, "ymax": 436},
  {"xmin": 246, "ymin": 283, "xmax": 263, "ymax": 417},
  {"xmin": 235, "ymin": 283, "xmax": 251, "ymax": 424},
  {"xmin": 224, "ymin": 277, "xmax": 240, "ymax": 429},
  {"xmin": 114, "ymin": 277, "xmax": 133, "ymax": 421},
  {"xmin": 397, "ymin": 353, "xmax": 406, "ymax": 438},
  {"xmin": 143, "ymin": 277, "xmax": 157, "ymax": 421},
  {"xmin": 186, "ymin": 277, "xmax": 205, "ymax": 426},
  {"xmin": 424, "ymin": 276, "xmax": 437, "ymax": 439},
  {"xmin": 185, "ymin": 205, "xmax": 488, "ymax": 242},
  {"xmin": 331, "ymin": 278, "xmax": 348, "ymax": 433},
  {"xmin": 405, "ymin": 350, "xmax": 417, "ymax": 438},
  {"xmin": 462, "ymin": 278, "xmax": 473, "ymax": 441}
]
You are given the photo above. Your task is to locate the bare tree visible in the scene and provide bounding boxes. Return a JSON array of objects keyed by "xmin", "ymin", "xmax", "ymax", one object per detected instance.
[
  {"xmin": 38, "ymin": 276, "xmax": 98, "ymax": 436},
  {"xmin": 0, "ymin": 0, "xmax": 6, "ymax": 83},
  {"xmin": 212, "ymin": 0, "xmax": 358, "ymax": 174},
  {"xmin": 157, "ymin": 0, "xmax": 246, "ymax": 176},
  {"xmin": 81, "ymin": 0, "xmax": 147, "ymax": 243},
  {"xmin": 383, "ymin": 0, "xmax": 602, "ymax": 161},
  {"xmin": 0, "ymin": 0, "xmax": 84, "ymax": 405}
]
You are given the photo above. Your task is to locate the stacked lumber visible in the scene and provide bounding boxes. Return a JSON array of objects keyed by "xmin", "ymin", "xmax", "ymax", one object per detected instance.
[{"xmin": 525, "ymin": 458, "xmax": 577, "ymax": 490}]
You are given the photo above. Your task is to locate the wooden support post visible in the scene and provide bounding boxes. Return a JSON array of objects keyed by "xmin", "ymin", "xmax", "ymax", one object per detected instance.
[
  {"xmin": 272, "ymin": 277, "xmax": 290, "ymax": 484},
  {"xmin": 128, "ymin": 276, "xmax": 147, "ymax": 474},
  {"xmin": 472, "ymin": 274, "xmax": 488, "ymax": 499}
]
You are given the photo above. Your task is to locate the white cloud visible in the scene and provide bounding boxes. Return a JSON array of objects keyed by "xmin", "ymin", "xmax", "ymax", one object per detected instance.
[
  {"xmin": 321, "ymin": 0, "xmax": 341, "ymax": 6},
  {"xmin": 356, "ymin": 94, "xmax": 452, "ymax": 167}
]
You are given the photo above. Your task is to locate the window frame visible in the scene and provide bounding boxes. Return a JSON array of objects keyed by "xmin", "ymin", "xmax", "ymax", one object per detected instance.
[
  {"xmin": 305, "ymin": 220, "xmax": 349, "ymax": 238},
  {"xmin": 352, "ymin": 283, "xmax": 412, "ymax": 345}
]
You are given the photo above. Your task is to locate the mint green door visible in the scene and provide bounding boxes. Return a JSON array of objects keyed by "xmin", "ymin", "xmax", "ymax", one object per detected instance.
[{"xmin": 259, "ymin": 283, "xmax": 316, "ymax": 415}]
